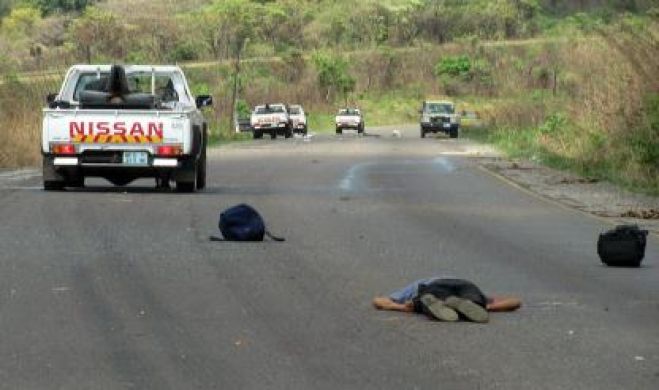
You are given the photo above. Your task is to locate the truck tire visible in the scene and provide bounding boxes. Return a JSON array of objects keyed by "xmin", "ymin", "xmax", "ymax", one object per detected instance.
[
  {"xmin": 196, "ymin": 148, "xmax": 207, "ymax": 190},
  {"xmin": 358, "ymin": 125, "xmax": 364, "ymax": 134},
  {"xmin": 284, "ymin": 126, "xmax": 293, "ymax": 138},
  {"xmin": 450, "ymin": 127, "xmax": 459, "ymax": 138},
  {"xmin": 253, "ymin": 130, "xmax": 263, "ymax": 139},
  {"xmin": 336, "ymin": 128, "xmax": 342, "ymax": 135},
  {"xmin": 420, "ymin": 128, "xmax": 426, "ymax": 138},
  {"xmin": 270, "ymin": 131, "xmax": 277, "ymax": 140},
  {"xmin": 176, "ymin": 160, "xmax": 197, "ymax": 193},
  {"xmin": 44, "ymin": 180, "xmax": 65, "ymax": 191},
  {"xmin": 69, "ymin": 175, "xmax": 85, "ymax": 188},
  {"xmin": 302, "ymin": 126, "xmax": 308, "ymax": 135}
]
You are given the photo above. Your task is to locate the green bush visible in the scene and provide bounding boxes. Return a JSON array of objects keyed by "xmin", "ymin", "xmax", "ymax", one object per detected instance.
[
  {"xmin": 538, "ymin": 113, "xmax": 568, "ymax": 134},
  {"xmin": 434, "ymin": 56, "xmax": 472, "ymax": 79},
  {"xmin": 168, "ymin": 42, "xmax": 201, "ymax": 62},
  {"xmin": 629, "ymin": 94, "xmax": 659, "ymax": 166}
]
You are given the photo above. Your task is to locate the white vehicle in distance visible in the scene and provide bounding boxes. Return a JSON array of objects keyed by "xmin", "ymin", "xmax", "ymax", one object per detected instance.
[
  {"xmin": 288, "ymin": 104, "xmax": 308, "ymax": 135},
  {"xmin": 335, "ymin": 108, "xmax": 364, "ymax": 135},
  {"xmin": 42, "ymin": 64, "xmax": 212, "ymax": 192},
  {"xmin": 250, "ymin": 103, "xmax": 292, "ymax": 139}
]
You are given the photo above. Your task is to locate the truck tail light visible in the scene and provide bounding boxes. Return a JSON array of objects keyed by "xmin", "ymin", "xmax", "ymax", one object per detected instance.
[
  {"xmin": 51, "ymin": 144, "xmax": 76, "ymax": 155},
  {"xmin": 156, "ymin": 145, "xmax": 182, "ymax": 156}
]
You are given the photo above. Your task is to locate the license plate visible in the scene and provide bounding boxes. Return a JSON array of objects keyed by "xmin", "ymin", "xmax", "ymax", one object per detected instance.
[{"xmin": 122, "ymin": 151, "xmax": 148, "ymax": 166}]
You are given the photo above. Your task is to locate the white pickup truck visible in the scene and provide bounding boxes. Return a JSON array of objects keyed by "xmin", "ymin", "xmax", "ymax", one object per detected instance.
[
  {"xmin": 288, "ymin": 104, "xmax": 307, "ymax": 135},
  {"xmin": 335, "ymin": 108, "xmax": 364, "ymax": 134},
  {"xmin": 250, "ymin": 103, "xmax": 292, "ymax": 139},
  {"xmin": 42, "ymin": 64, "xmax": 213, "ymax": 192}
]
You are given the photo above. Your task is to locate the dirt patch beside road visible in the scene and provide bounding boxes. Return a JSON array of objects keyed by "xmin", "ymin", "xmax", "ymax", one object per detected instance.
[{"xmin": 479, "ymin": 157, "xmax": 659, "ymax": 235}]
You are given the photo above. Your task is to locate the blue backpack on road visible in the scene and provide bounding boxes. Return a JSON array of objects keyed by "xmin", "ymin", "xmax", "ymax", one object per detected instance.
[{"xmin": 216, "ymin": 204, "xmax": 285, "ymax": 242}]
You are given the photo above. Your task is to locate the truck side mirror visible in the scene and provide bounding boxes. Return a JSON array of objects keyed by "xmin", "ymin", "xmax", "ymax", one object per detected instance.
[
  {"xmin": 196, "ymin": 95, "xmax": 213, "ymax": 109},
  {"xmin": 47, "ymin": 93, "xmax": 57, "ymax": 105}
]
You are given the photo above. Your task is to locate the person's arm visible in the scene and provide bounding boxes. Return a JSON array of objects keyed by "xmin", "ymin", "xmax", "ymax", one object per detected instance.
[
  {"xmin": 372, "ymin": 296, "xmax": 415, "ymax": 312},
  {"xmin": 486, "ymin": 296, "xmax": 522, "ymax": 312}
]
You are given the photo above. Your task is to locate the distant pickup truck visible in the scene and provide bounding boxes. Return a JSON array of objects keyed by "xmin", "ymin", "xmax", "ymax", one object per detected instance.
[
  {"xmin": 288, "ymin": 104, "xmax": 307, "ymax": 135},
  {"xmin": 250, "ymin": 103, "xmax": 293, "ymax": 139},
  {"xmin": 335, "ymin": 108, "xmax": 364, "ymax": 134},
  {"xmin": 419, "ymin": 100, "xmax": 460, "ymax": 138},
  {"xmin": 42, "ymin": 64, "xmax": 213, "ymax": 192}
]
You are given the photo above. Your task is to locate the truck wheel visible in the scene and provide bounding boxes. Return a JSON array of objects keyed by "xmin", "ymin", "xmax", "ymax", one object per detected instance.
[
  {"xmin": 176, "ymin": 162, "xmax": 197, "ymax": 193},
  {"xmin": 44, "ymin": 180, "xmax": 65, "ymax": 191},
  {"xmin": 253, "ymin": 130, "xmax": 263, "ymax": 139},
  {"xmin": 69, "ymin": 175, "xmax": 85, "ymax": 188},
  {"xmin": 196, "ymin": 149, "xmax": 207, "ymax": 190},
  {"xmin": 358, "ymin": 125, "xmax": 364, "ymax": 134},
  {"xmin": 284, "ymin": 126, "xmax": 293, "ymax": 138},
  {"xmin": 450, "ymin": 127, "xmax": 459, "ymax": 138},
  {"xmin": 420, "ymin": 128, "xmax": 426, "ymax": 138},
  {"xmin": 336, "ymin": 128, "xmax": 342, "ymax": 135},
  {"xmin": 302, "ymin": 126, "xmax": 308, "ymax": 135},
  {"xmin": 270, "ymin": 131, "xmax": 277, "ymax": 140}
]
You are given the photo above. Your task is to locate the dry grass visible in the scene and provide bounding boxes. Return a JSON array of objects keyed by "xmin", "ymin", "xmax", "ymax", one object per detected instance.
[{"xmin": 0, "ymin": 75, "xmax": 61, "ymax": 168}]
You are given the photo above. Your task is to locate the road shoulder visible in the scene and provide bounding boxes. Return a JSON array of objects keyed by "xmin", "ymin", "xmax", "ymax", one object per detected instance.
[{"xmin": 477, "ymin": 157, "xmax": 659, "ymax": 235}]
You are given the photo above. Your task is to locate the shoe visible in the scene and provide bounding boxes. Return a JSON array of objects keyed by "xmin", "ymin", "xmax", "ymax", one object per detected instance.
[
  {"xmin": 445, "ymin": 296, "xmax": 489, "ymax": 323},
  {"xmin": 420, "ymin": 294, "xmax": 459, "ymax": 322}
]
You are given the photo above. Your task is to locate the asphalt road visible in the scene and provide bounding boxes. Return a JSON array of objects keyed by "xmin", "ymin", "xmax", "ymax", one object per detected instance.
[{"xmin": 1, "ymin": 125, "xmax": 657, "ymax": 389}]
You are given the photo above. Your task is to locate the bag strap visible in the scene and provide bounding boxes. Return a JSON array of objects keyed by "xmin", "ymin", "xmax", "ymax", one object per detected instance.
[
  {"xmin": 209, "ymin": 232, "xmax": 285, "ymax": 242},
  {"xmin": 265, "ymin": 230, "xmax": 286, "ymax": 242}
]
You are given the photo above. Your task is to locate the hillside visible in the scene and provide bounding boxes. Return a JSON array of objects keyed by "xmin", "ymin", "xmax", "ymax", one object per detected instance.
[{"xmin": 0, "ymin": 0, "xmax": 657, "ymax": 193}]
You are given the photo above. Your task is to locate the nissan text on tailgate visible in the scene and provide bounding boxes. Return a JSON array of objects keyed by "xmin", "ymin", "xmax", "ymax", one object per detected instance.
[
  {"xmin": 250, "ymin": 103, "xmax": 292, "ymax": 140},
  {"xmin": 42, "ymin": 64, "xmax": 213, "ymax": 192}
]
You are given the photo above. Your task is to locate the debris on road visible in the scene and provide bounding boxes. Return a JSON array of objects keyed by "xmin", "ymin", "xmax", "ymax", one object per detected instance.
[
  {"xmin": 620, "ymin": 209, "xmax": 659, "ymax": 220},
  {"xmin": 480, "ymin": 157, "xmax": 659, "ymax": 235}
]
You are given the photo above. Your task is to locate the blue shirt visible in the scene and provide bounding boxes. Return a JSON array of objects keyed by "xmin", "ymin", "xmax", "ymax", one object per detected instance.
[{"xmin": 389, "ymin": 277, "xmax": 440, "ymax": 304}]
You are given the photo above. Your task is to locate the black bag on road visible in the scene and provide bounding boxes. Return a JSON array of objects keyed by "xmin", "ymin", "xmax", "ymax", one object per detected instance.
[
  {"xmin": 597, "ymin": 225, "xmax": 648, "ymax": 267},
  {"xmin": 215, "ymin": 204, "xmax": 285, "ymax": 242}
]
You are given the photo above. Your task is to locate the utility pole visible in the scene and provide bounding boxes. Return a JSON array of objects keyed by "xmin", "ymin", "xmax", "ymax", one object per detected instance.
[{"xmin": 230, "ymin": 37, "xmax": 248, "ymax": 134}]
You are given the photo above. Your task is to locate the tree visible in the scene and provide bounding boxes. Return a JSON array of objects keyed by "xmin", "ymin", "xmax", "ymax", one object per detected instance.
[
  {"xmin": 0, "ymin": 6, "xmax": 41, "ymax": 39},
  {"xmin": 68, "ymin": 6, "xmax": 127, "ymax": 63},
  {"xmin": 312, "ymin": 52, "xmax": 356, "ymax": 104},
  {"xmin": 208, "ymin": 0, "xmax": 264, "ymax": 132},
  {"xmin": 27, "ymin": 0, "xmax": 94, "ymax": 15}
]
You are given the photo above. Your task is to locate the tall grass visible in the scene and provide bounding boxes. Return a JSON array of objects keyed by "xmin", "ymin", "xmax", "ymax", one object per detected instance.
[
  {"xmin": 467, "ymin": 19, "xmax": 659, "ymax": 194},
  {"xmin": 0, "ymin": 73, "xmax": 62, "ymax": 168}
]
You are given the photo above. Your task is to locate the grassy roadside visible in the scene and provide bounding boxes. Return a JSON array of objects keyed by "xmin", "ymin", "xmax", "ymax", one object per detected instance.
[{"xmin": 461, "ymin": 97, "xmax": 659, "ymax": 196}]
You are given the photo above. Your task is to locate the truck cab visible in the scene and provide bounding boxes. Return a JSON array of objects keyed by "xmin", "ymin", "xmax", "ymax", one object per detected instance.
[{"xmin": 42, "ymin": 64, "xmax": 213, "ymax": 192}]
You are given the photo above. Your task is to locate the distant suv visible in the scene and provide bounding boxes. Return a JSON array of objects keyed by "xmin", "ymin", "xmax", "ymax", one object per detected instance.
[
  {"xmin": 250, "ymin": 103, "xmax": 292, "ymax": 139},
  {"xmin": 335, "ymin": 108, "xmax": 364, "ymax": 134},
  {"xmin": 288, "ymin": 104, "xmax": 307, "ymax": 135},
  {"xmin": 419, "ymin": 100, "xmax": 460, "ymax": 138}
]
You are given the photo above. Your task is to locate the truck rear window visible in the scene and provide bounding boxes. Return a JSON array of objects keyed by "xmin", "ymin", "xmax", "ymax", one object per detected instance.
[{"xmin": 73, "ymin": 72, "xmax": 180, "ymax": 103}]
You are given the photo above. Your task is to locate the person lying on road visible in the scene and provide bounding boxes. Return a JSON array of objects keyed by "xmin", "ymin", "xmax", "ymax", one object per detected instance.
[{"xmin": 373, "ymin": 277, "xmax": 522, "ymax": 323}]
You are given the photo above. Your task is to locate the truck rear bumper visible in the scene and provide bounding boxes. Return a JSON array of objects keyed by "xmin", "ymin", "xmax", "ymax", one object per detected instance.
[{"xmin": 44, "ymin": 154, "xmax": 195, "ymax": 182}]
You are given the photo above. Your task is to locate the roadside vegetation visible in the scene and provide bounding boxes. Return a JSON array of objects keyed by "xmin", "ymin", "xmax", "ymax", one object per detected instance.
[{"xmin": 0, "ymin": 0, "xmax": 657, "ymax": 193}]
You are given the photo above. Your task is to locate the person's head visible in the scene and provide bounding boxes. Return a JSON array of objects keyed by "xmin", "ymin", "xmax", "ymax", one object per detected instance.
[{"xmin": 108, "ymin": 64, "xmax": 130, "ymax": 97}]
